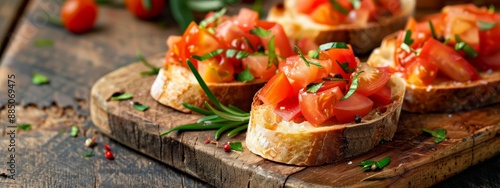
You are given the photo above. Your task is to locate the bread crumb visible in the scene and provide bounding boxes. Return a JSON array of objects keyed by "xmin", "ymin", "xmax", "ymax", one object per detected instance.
[
  {"xmin": 448, "ymin": 114, "xmax": 453, "ymax": 118},
  {"xmin": 348, "ymin": 161, "xmax": 352, "ymax": 165},
  {"xmin": 280, "ymin": 106, "xmax": 285, "ymax": 110},
  {"xmin": 398, "ymin": 163, "xmax": 403, "ymax": 167}
]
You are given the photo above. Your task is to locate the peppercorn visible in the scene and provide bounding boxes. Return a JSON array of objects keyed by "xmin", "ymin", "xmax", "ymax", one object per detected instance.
[
  {"xmin": 333, "ymin": 73, "xmax": 343, "ymax": 79},
  {"xmin": 223, "ymin": 143, "xmax": 231, "ymax": 152},
  {"xmin": 354, "ymin": 115, "xmax": 362, "ymax": 123},
  {"xmin": 105, "ymin": 151, "xmax": 114, "ymax": 160},
  {"xmin": 104, "ymin": 144, "xmax": 111, "ymax": 151},
  {"xmin": 204, "ymin": 137, "xmax": 211, "ymax": 144}
]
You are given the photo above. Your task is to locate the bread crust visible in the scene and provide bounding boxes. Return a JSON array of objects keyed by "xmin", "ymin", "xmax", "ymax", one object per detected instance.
[
  {"xmin": 150, "ymin": 63, "xmax": 266, "ymax": 113},
  {"xmin": 368, "ymin": 34, "xmax": 500, "ymax": 113},
  {"xmin": 267, "ymin": 0, "xmax": 416, "ymax": 55},
  {"xmin": 246, "ymin": 75, "xmax": 405, "ymax": 166}
]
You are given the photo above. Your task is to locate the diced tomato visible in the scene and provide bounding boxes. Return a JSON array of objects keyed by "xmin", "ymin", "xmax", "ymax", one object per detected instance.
[
  {"xmin": 355, "ymin": 63, "xmax": 391, "ymax": 96},
  {"xmin": 280, "ymin": 55, "xmax": 329, "ymax": 93},
  {"xmin": 419, "ymin": 38, "xmax": 480, "ymax": 82},
  {"xmin": 215, "ymin": 21, "xmax": 261, "ymax": 52},
  {"xmin": 479, "ymin": 24, "xmax": 500, "ymax": 56},
  {"xmin": 310, "ymin": 3, "xmax": 348, "ymax": 26},
  {"xmin": 326, "ymin": 45, "xmax": 358, "ymax": 78},
  {"xmin": 296, "ymin": 38, "xmax": 318, "ymax": 55},
  {"xmin": 404, "ymin": 56, "xmax": 438, "ymax": 86},
  {"xmin": 274, "ymin": 95, "xmax": 302, "ymax": 121},
  {"xmin": 174, "ymin": 22, "xmax": 222, "ymax": 68},
  {"xmin": 202, "ymin": 11, "xmax": 229, "ymax": 29},
  {"xmin": 299, "ymin": 87, "xmax": 344, "ymax": 126},
  {"xmin": 394, "ymin": 30, "xmax": 430, "ymax": 68},
  {"xmin": 258, "ymin": 71, "xmax": 293, "ymax": 105},
  {"xmin": 470, "ymin": 51, "xmax": 500, "ymax": 71},
  {"xmin": 197, "ymin": 57, "xmax": 235, "ymax": 83},
  {"xmin": 166, "ymin": 35, "xmax": 181, "ymax": 49},
  {"xmin": 257, "ymin": 21, "xmax": 294, "ymax": 58},
  {"xmin": 442, "ymin": 6, "xmax": 480, "ymax": 51},
  {"xmin": 333, "ymin": 92, "xmax": 374, "ymax": 124},
  {"xmin": 369, "ymin": 85, "xmax": 391, "ymax": 106},
  {"xmin": 296, "ymin": 0, "xmax": 327, "ymax": 14},
  {"xmin": 317, "ymin": 80, "xmax": 347, "ymax": 93},
  {"xmin": 242, "ymin": 55, "xmax": 276, "ymax": 80},
  {"xmin": 234, "ymin": 8, "xmax": 259, "ymax": 32}
]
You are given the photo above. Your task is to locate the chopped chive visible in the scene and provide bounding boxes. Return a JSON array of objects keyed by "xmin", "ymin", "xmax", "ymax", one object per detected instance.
[
  {"xmin": 32, "ymin": 73, "xmax": 50, "ymax": 85},
  {"xmin": 34, "ymin": 39, "xmax": 54, "ymax": 47},
  {"xmin": 400, "ymin": 30, "xmax": 414, "ymax": 53},
  {"xmin": 111, "ymin": 93, "xmax": 133, "ymax": 101},
  {"xmin": 319, "ymin": 42, "xmax": 349, "ymax": 51},
  {"xmin": 199, "ymin": 8, "xmax": 226, "ymax": 28},
  {"xmin": 229, "ymin": 141, "xmax": 243, "ymax": 151},
  {"xmin": 295, "ymin": 46, "xmax": 322, "ymax": 67},
  {"xmin": 133, "ymin": 102, "xmax": 149, "ymax": 112},
  {"xmin": 306, "ymin": 82, "xmax": 324, "ymax": 93},
  {"xmin": 336, "ymin": 60, "xmax": 355, "ymax": 73},
  {"xmin": 192, "ymin": 49, "xmax": 225, "ymax": 61},
  {"xmin": 236, "ymin": 66, "xmax": 254, "ymax": 82},
  {"xmin": 429, "ymin": 21, "xmax": 438, "ymax": 40},
  {"xmin": 478, "ymin": 21, "xmax": 497, "ymax": 31},
  {"xmin": 329, "ymin": 0, "xmax": 349, "ymax": 15},
  {"xmin": 250, "ymin": 26, "xmax": 271, "ymax": 37}
]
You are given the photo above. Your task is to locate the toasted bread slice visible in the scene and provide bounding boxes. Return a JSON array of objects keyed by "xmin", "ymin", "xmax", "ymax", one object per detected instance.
[
  {"xmin": 245, "ymin": 75, "xmax": 405, "ymax": 166},
  {"xmin": 267, "ymin": 0, "xmax": 416, "ymax": 55},
  {"xmin": 368, "ymin": 34, "xmax": 500, "ymax": 113},
  {"xmin": 150, "ymin": 63, "xmax": 266, "ymax": 113}
]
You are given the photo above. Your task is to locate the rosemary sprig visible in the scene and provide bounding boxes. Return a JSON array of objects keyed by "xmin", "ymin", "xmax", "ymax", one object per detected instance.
[{"xmin": 160, "ymin": 60, "xmax": 250, "ymax": 139}]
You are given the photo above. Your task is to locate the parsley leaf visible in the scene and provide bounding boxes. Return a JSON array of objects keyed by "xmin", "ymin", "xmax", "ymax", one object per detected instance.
[
  {"xmin": 400, "ymin": 30, "xmax": 414, "ymax": 53},
  {"xmin": 133, "ymin": 102, "xmax": 149, "ymax": 112},
  {"xmin": 229, "ymin": 142, "xmax": 243, "ymax": 151},
  {"xmin": 423, "ymin": 128, "xmax": 447, "ymax": 143},
  {"xmin": 329, "ymin": 0, "xmax": 349, "ymax": 15},
  {"xmin": 342, "ymin": 71, "xmax": 363, "ymax": 100},
  {"xmin": 82, "ymin": 150, "xmax": 94, "ymax": 157},
  {"xmin": 236, "ymin": 66, "xmax": 255, "ymax": 82},
  {"xmin": 199, "ymin": 8, "xmax": 226, "ymax": 28},
  {"xmin": 18, "ymin": 124, "xmax": 32, "ymax": 131},
  {"xmin": 336, "ymin": 60, "xmax": 355, "ymax": 73},
  {"xmin": 32, "ymin": 73, "xmax": 50, "ymax": 85},
  {"xmin": 70, "ymin": 125, "xmax": 79, "ymax": 137},
  {"xmin": 192, "ymin": 49, "xmax": 225, "ymax": 61},
  {"xmin": 111, "ymin": 93, "xmax": 133, "ymax": 101},
  {"xmin": 454, "ymin": 34, "xmax": 478, "ymax": 58},
  {"xmin": 489, "ymin": 5, "xmax": 495, "ymax": 13},
  {"xmin": 250, "ymin": 26, "xmax": 271, "ymax": 37},
  {"xmin": 359, "ymin": 157, "xmax": 391, "ymax": 171},
  {"xmin": 478, "ymin": 21, "xmax": 497, "ymax": 31},
  {"xmin": 306, "ymin": 82, "xmax": 324, "ymax": 93},
  {"xmin": 319, "ymin": 42, "xmax": 349, "ymax": 51}
]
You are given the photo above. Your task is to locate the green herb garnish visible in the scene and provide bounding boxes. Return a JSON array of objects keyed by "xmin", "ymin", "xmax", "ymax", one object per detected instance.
[
  {"xmin": 70, "ymin": 125, "xmax": 79, "ymax": 137},
  {"xmin": 199, "ymin": 8, "xmax": 226, "ymax": 28},
  {"xmin": 349, "ymin": 0, "xmax": 361, "ymax": 9},
  {"xmin": 400, "ymin": 30, "xmax": 414, "ymax": 53},
  {"xmin": 489, "ymin": 5, "xmax": 495, "ymax": 13},
  {"xmin": 267, "ymin": 36, "xmax": 279, "ymax": 68},
  {"xmin": 236, "ymin": 66, "xmax": 255, "ymax": 82},
  {"xmin": 226, "ymin": 49, "xmax": 250, "ymax": 60},
  {"xmin": 229, "ymin": 142, "xmax": 243, "ymax": 151},
  {"xmin": 359, "ymin": 157, "xmax": 391, "ymax": 171},
  {"xmin": 329, "ymin": 0, "xmax": 349, "ymax": 15},
  {"xmin": 423, "ymin": 128, "xmax": 447, "ymax": 143},
  {"xmin": 82, "ymin": 151, "xmax": 95, "ymax": 157},
  {"xmin": 252, "ymin": 0, "xmax": 264, "ymax": 18},
  {"xmin": 133, "ymin": 102, "xmax": 149, "ymax": 112},
  {"xmin": 429, "ymin": 21, "xmax": 438, "ymax": 40},
  {"xmin": 336, "ymin": 60, "xmax": 355, "ymax": 73},
  {"xmin": 443, "ymin": 38, "xmax": 451, "ymax": 45},
  {"xmin": 32, "ymin": 73, "xmax": 50, "ymax": 85},
  {"xmin": 319, "ymin": 42, "xmax": 349, "ymax": 51},
  {"xmin": 34, "ymin": 39, "xmax": 54, "ymax": 47},
  {"xmin": 18, "ymin": 124, "xmax": 31, "ymax": 131},
  {"xmin": 296, "ymin": 46, "xmax": 322, "ymax": 67},
  {"xmin": 250, "ymin": 26, "xmax": 271, "ymax": 37},
  {"xmin": 478, "ymin": 21, "xmax": 497, "ymax": 31},
  {"xmin": 137, "ymin": 51, "xmax": 160, "ymax": 75},
  {"xmin": 142, "ymin": 0, "xmax": 152, "ymax": 11},
  {"xmin": 454, "ymin": 34, "xmax": 478, "ymax": 58},
  {"xmin": 341, "ymin": 71, "xmax": 363, "ymax": 100},
  {"xmin": 160, "ymin": 60, "xmax": 250, "ymax": 139},
  {"xmin": 308, "ymin": 50, "xmax": 320, "ymax": 59},
  {"xmin": 306, "ymin": 82, "xmax": 324, "ymax": 93},
  {"xmin": 192, "ymin": 49, "xmax": 225, "ymax": 61},
  {"xmin": 111, "ymin": 93, "xmax": 133, "ymax": 101}
]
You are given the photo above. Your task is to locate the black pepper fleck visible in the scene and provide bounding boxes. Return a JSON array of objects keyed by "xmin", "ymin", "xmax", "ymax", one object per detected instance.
[{"xmin": 354, "ymin": 115, "xmax": 362, "ymax": 123}]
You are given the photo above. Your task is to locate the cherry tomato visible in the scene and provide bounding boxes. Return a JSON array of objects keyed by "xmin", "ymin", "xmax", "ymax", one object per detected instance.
[
  {"xmin": 279, "ymin": 55, "xmax": 322, "ymax": 93},
  {"xmin": 419, "ymin": 38, "xmax": 480, "ymax": 82},
  {"xmin": 299, "ymin": 86, "xmax": 344, "ymax": 126},
  {"xmin": 355, "ymin": 63, "xmax": 391, "ymax": 96},
  {"xmin": 274, "ymin": 95, "xmax": 302, "ymax": 121},
  {"xmin": 258, "ymin": 71, "xmax": 293, "ymax": 105},
  {"xmin": 369, "ymin": 85, "xmax": 391, "ymax": 106},
  {"xmin": 125, "ymin": 0, "xmax": 165, "ymax": 19},
  {"xmin": 333, "ymin": 92, "xmax": 374, "ymax": 124},
  {"xmin": 61, "ymin": 0, "xmax": 98, "ymax": 34}
]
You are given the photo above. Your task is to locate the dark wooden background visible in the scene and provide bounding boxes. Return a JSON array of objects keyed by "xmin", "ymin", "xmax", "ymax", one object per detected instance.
[{"xmin": 0, "ymin": 0, "xmax": 498, "ymax": 187}]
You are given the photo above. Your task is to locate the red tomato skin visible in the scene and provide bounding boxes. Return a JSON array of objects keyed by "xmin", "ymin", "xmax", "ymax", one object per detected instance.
[
  {"xmin": 369, "ymin": 85, "xmax": 391, "ymax": 106},
  {"xmin": 258, "ymin": 72, "xmax": 293, "ymax": 105},
  {"xmin": 274, "ymin": 95, "xmax": 302, "ymax": 121},
  {"xmin": 404, "ymin": 56, "xmax": 438, "ymax": 86},
  {"xmin": 356, "ymin": 64, "xmax": 391, "ymax": 96},
  {"xmin": 332, "ymin": 92, "xmax": 374, "ymax": 124},
  {"xmin": 61, "ymin": 0, "xmax": 98, "ymax": 34},
  {"xmin": 299, "ymin": 87, "xmax": 344, "ymax": 126},
  {"xmin": 257, "ymin": 21, "xmax": 294, "ymax": 58},
  {"xmin": 125, "ymin": 0, "xmax": 165, "ymax": 19},
  {"xmin": 242, "ymin": 56, "xmax": 276, "ymax": 80},
  {"xmin": 296, "ymin": 0, "xmax": 327, "ymax": 14},
  {"xmin": 326, "ymin": 46, "xmax": 358, "ymax": 78},
  {"xmin": 234, "ymin": 8, "xmax": 259, "ymax": 32},
  {"xmin": 419, "ymin": 38, "xmax": 480, "ymax": 82}
]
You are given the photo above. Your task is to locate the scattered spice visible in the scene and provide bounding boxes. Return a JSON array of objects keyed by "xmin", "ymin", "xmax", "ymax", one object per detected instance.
[
  {"xmin": 17, "ymin": 124, "xmax": 32, "ymax": 131},
  {"xmin": 105, "ymin": 151, "xmax": 115, "ymax": 160},
  {"xmin": 223, "ymin": 143, "xmax": 231, "ymax": 152},
  {"xmin": 34, "ymin": 39, "xmax": 54, "ymax": 47},
  {"xmin": 359, "ymin": 156, "xmax": 391, "ymax": 171},
  {"xmin": 104, "ymin": 144, "xmax": 111, "ymax": 151},
  {"xmin": 32, "ymin": 73, "xmax": 50, "ymax": 85},
  {"xmin": 82, "ymin": 151, "xmax": 95, "ymax": 158},
  {"xmin": 423, "ymin": 128, "xmax": 447, "ymax": 143},
  {"xmin": 354, "ymin": 115, "xmax": 362, "ymax": 123},
  {"xmin": 84, "ymin": 136, "xmax": 97, "ymax": 147},
  {"xmin": 204, "ymin": 137, "xmax": 211, "ymax": 144},
  {"xmin": 229, "ymin": 142, "xmax": 243, "ymax": 152}
]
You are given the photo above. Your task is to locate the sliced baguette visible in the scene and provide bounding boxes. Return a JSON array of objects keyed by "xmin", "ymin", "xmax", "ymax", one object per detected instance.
[
  {"xmin": 368, "ymin": 34, "xmax": 500, "ymax": 113},
  {"xmin": 150, "ymin": 63, "xmax": 266, "ymax": 113},
  {"xmin": 267, "ymin": 0, "xmax": 416, "ymax": 55},
  {"xmin": 246, "ymin": 75, "xmax": 405, "ymax": 166}
]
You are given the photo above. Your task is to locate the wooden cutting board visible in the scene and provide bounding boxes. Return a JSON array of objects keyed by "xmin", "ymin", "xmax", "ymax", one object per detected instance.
[{"xmin": 90, "ymin": 54, "xmax": 500, "ymax": 188}]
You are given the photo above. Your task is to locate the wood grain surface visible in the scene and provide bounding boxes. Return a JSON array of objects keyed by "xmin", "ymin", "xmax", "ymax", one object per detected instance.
[
  {"xmin": 1, "ymin": 0, "xmax": 500, "ymax": 187},
  {"xmin": 91, "ymin": 56, "xmax": 500, "ymax": 187}
]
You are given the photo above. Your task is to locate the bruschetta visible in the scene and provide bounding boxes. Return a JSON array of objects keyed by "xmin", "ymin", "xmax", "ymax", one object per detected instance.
[
  {"xmin": 246, "ymin": 42, "xmax": 405, "ymax": 166},
  {"xmin": 267, "ymin": 0, "xmax": 416, "ymax": 54},
  {"xmin": 151, "ymin": 8, "xmax": 295, "ymax": 113},
  {"xmin": 368, "ymin": 4, "xmax": 500, "ymax": 113}
]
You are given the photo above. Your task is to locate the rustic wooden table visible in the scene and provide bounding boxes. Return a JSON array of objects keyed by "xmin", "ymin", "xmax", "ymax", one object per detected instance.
[{"xmin": 0, "ymin": 0, "xmax": 498, "ymax": 187}]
